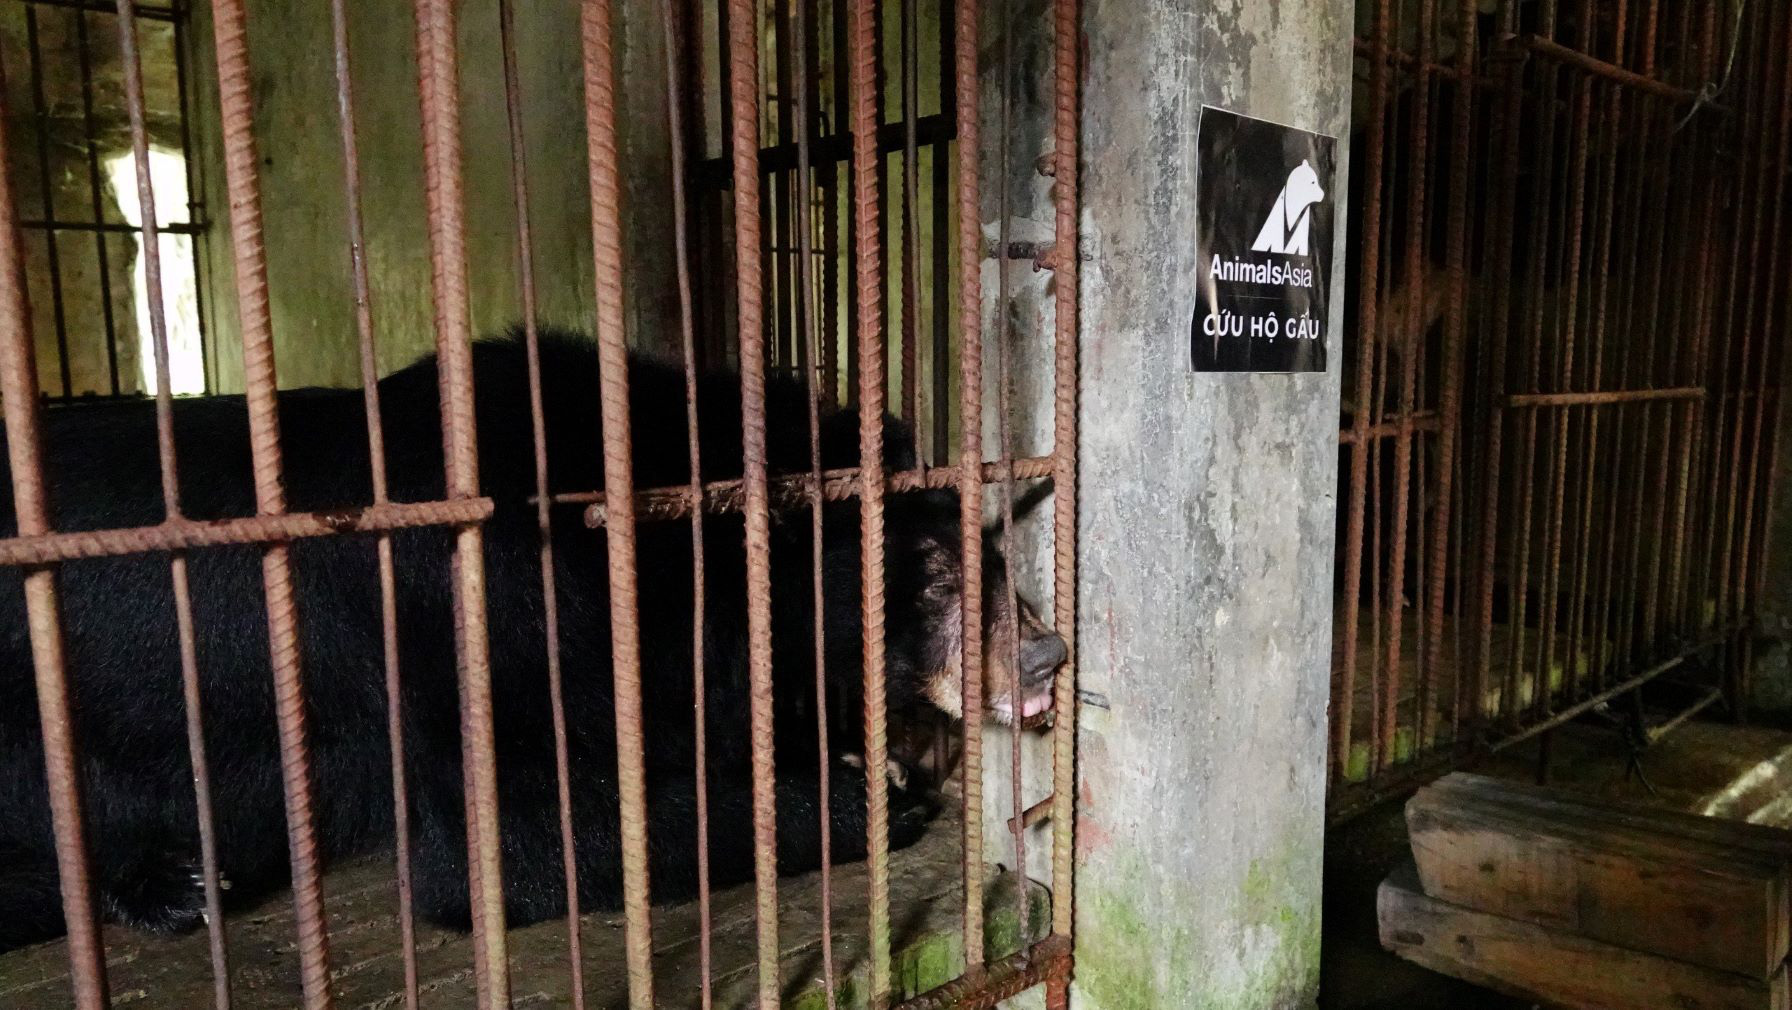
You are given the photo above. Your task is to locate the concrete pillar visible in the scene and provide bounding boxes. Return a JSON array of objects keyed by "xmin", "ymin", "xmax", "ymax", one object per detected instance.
[{"xmin": 1065, "ymin": 2, "xmax": 1351, "ymax": 1007}]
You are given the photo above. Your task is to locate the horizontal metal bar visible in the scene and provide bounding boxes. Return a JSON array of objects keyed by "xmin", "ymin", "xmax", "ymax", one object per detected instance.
[
  {"xmin": 24, "ymin": 0, "xmax": 182, "ymax": 22},
  {"xmin": 576, "ymin": 456, "xmax": 1055, "ymax": 527},
  {"xmin": 1006, "ymin": 795, "xmax": 1052, "ymax": 833},
  {"xmin": 1506, "ymin": 386, "xmax": 1705, "ymax": 408},
  {"xmin": 893, "ymin": 935, "xmax": 1072, "ymax": 1010},
  {"xmin": 1325, "ymin": 742, "xmax": 1484, "ymax": 825},
  {"xmin": 1488, "ymin": 624, "xmax": 1740, "ymax": 754},
  {"xmin": 691, "ymin": 112, "xmax": 954, "ymax": 188},
  {"xmin": 1645, "ymin": 686, "xmax": 1725, "ymax": 744},
  {"xmin": 1510, "ymin": 35, "xmax": 1704, "ymax": 105},
  {"xmin": 20, "ymin": 217, "xmax": 205, "ymax": 237},
  {"xmin": 1337, "ymin": 413, "xmax": 1442, "ymax": 444},
  {"xmin": 1351, "ymin": 38, "xmax": 1475, "ymax": 80},
  {"xmin": 0, "ymin": 498, "xmax": 493, "ymax": 566}
]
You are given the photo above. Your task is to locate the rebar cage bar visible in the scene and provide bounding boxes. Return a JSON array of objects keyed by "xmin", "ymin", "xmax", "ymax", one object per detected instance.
[
  {"xmin": 2, "ymin": 0, "xmax": 212, "ymax": 402},
  {"xmin": 1331, "ymin": 0, "xmax": 1792, "ymax": 819},
  {"xmin": 0, "ymin": 2, "xmax": 1080, "ymax": 1009}
]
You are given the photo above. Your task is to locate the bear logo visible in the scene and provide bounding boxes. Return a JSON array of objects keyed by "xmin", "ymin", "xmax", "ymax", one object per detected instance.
[{"xmin": 1251, "ymin": 158, "xmax": 1324, "ymax": 257}]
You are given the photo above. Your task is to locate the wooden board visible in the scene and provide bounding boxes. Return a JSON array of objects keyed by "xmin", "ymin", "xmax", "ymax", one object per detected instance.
[
  {"xmin": 1408, "ymin": 776, "xmax": 1792, "ymax": 978},
  {"xmin": 1380, "ymin": 864, "xmax": 1791, "ymax": 1010},
  {"xmin": 1427, "ymin": 773, "xmax": 1792, "ymax": 863}
]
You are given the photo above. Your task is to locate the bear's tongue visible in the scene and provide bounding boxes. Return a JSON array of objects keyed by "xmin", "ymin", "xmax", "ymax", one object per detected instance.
[{"xmin": 1020, "ymin": 692, "xmax": 1053, "ymax": 719}]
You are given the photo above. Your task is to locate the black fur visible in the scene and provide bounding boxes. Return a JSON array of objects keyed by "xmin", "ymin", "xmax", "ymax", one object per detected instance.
[{"xmin": 0, "ymin": 329, "xmax": 980, "ymax": 951}]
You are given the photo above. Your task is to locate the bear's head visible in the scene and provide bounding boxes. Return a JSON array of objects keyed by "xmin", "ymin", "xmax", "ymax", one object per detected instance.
[
  {"xmin": 823, "ymin": 487, "xmax": 1068, "ymax": 727},
  {"xmin": 1284, "ymin": 159, "xmax": 1324, "ymax": 214}
]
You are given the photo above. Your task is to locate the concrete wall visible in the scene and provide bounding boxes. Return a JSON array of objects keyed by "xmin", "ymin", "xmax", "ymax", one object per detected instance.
[
  {"xmin": 186, "ymin": 0, "xmax": 675, "ymax": 394},
  {"xmin": 1065, "ymin": 2, "xmax": 1351, "ymax": 1007}
]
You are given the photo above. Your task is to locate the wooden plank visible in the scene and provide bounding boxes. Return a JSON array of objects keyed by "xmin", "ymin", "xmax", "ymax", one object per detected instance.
[
  {"xmin": 1430, "ymin": 773, "xmax": 1792, "ymax": 862},
  {"xmin": 1380, "ymin": 864, "xmax": 1791, "ymax": 1010},
  {"xmin": 1408, "ymin": 781, "xmax": 1792, "ymax": 978}
]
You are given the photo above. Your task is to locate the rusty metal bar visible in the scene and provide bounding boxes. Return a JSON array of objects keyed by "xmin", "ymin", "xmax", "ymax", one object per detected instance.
[
  {"xmin": 1507, "ymin": 386, "xmax": 1705, "ymax": 407},
  {"xmin": 1564, "ymin": 1, "xmax": 1632, "ymax": 709},
  {"xmin": 899, "ymin": 0, "xmax": 922, "ymax": 445},
  {"xmin": 1338, "ymin": 414, "xmax": 1443, "ymax": 444},
  {"xmin": 1487, "ymin": 625, "xmax": 1735, "ymax": 754},
  {"xmin": 721, "ymin": 0, "xmax": 782, "ymax": 1003},
  {"xmin": 1380, "ymin": 0, "xmax": 1432, "ymax": 766},
  {"xmin": 0, "ymin": 499, "xmax": 493, "ymax": 567},
  {"xmin": 692, "ymin": 114, "xmax": 956, "ymax": 187},
  {"xmin": 496, "ymin": 0, "xmax": 587, "ymax": 1004},
  {"xmin": 1338, "ymin": 0, "xmax": 1390, "ymax": 782},
  {"xmin": 1645, "ymin": 686, "xmax": 1725, "ymax": 744},
  {"xmin": 327, "ymin": 4, "xmax": 420, "ymax": 1004},
  {"xmin": 22, "ymin": 6, "xmax": 74, "ymax": 397},
  {"xmin": 16, "ymin": 217, "xmax": 206, "ymax": 237},
  {"xmin": 1420, "ymin": 0, "xmax": 1477, "ymax": 750},
  {"xmin": 658, "ymin": 2, "xmax": 714, "ymax": 1003},
  {"xmin": 893, "ymin": 936, "xmax": 1074, "ymax": 1010},
  {"xmin": 931, "ymin": 11, "xmax": 952, "ymax": 464},
  {"xmin": 1693, "ymin": 8, "xmax": 1764, "ymax": 640},
  {"xmin": 169, "ymin": 0, "xmax": 213, "ymax": 395},
  {"xmin": 953, "ymin": 0, "xmax": 986, "ymax": 972},
  {"xmin": 1635, "ymin": 22, "xmax": 1698, "ymax": 654},
  {"xmin": 848, "ymin": 0, "xmax": 893, "ymax": 997},
  {"xmin": 410, "ymin": 0, "xmax": 510, "ymax": 1003},
  {"xmin": 72, "ymin": 10, "xmax": 123, "ymax": 398},
  {"xmin": 1729, "ymin": 6, "xmax": 1792, "ymax": 640},
  {"xmin": 577, "ymin": 0, "xmax": 656, "ymax": 1004},
  {"xmin": 0, "ymin": 42, "xmax": 110, "ymax": 1010},
  {"xmin": 1511, "ymin": 34, "xmax": 1703, "ymax": 104},
  {"xmin": 994, "ymin": 0, "xmax": 1028, "ymax": 951},
  {"xmin": 1714, "ymin": 2, "xmax": 1786, "ymax": 632},
  {"xmin": 789, "ymin": 0, "xmax": 836, "ymax": 1001},
  {"xmin": 112, "ymin": 2, "xmax": 230, "ymax": 1004},
  {"xmin": 1532, "ymin": 2, "xmax": 1599, "ymax": 737},
  {"xmin": 1470, "ymin": 0, "xmax": 1524, "ymax": 736},
  {"xmin": 1048, "ymin": 0, "xmax": 1079, "ymax": 943},
  {"xmin": 207, "ymin": 1, "xmax": 337, "ymax": 1002},
  {"xmin": 577, "ymin": 455, "xmax": 1052, "ymax": 522}
]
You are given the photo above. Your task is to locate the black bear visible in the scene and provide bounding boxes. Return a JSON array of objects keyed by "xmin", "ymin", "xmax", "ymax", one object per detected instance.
[{"xmin": 0, "ymin": 329, "xmax": 1067, "ymax": 952}]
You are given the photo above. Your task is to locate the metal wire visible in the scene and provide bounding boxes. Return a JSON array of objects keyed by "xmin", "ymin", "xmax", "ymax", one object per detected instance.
[
  {"xmin": 112, "ymin": 2, "xmax": 230, "ymax": 1005},
  {"xmin": 659, "ymin": 0, "xmax": 714, "ymax": 1004},
  {"xmin": 497, "ymin": 0, "xmax": 587, "ymax": 1004}
]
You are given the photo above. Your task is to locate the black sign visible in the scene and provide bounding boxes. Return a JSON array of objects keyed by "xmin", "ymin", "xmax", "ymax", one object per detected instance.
[{"xmin": 1191, "ymin": 106, "xmax": 1336, "ymax": 373}]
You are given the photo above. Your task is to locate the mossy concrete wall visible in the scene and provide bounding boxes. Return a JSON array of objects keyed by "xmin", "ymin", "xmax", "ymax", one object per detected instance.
[
  {"xmin": 185, "ymin": 0, "xmax": 675, "ymax": 393},
  {"xmin": 1068, "ymin": 2, "xmax": 1350, "ymax": 1007}
]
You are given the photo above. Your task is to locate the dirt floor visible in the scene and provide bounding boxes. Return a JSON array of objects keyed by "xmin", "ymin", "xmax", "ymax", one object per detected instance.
[{"xmin": 1319, "ymin": 717, "xmax": 1792, "ymax": 1009}]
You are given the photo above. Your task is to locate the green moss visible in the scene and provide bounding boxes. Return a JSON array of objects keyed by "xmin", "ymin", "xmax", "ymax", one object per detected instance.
[
  {"xmin": 1077, "ymin": 845, "xmax": 1320, "ymax": 1009},
  {"xmin": 786, "ymin": 873, "xmax": 1047, "ymax": 1008},
  {"xmin": 1343, "ymin": 741, "xmax": 1371, "ymax": 782}
]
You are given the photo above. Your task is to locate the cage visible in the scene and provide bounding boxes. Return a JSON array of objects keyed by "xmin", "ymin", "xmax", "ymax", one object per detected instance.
[
  {"xmin": 0, "ymin": 0, "xmax": 1080, "ymax": 1008},
  {"xmin": 1330, "ymin": 0, "xmax": 1792, "ymax": 819}
]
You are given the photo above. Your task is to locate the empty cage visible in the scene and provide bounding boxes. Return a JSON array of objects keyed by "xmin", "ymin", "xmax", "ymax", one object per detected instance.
[
  {"xmin": 0, "ymin": 1, "xmax": 1080, "ymax": 1008},
  {"xmin": 1332, "ymin": 0, "xmax": 1792, "ymax": 818}
]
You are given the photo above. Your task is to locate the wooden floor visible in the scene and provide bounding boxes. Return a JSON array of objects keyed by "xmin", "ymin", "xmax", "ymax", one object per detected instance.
[{"xmin": 0, "ymin": 804, "xmax": 1043, "ymax": 1009}]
